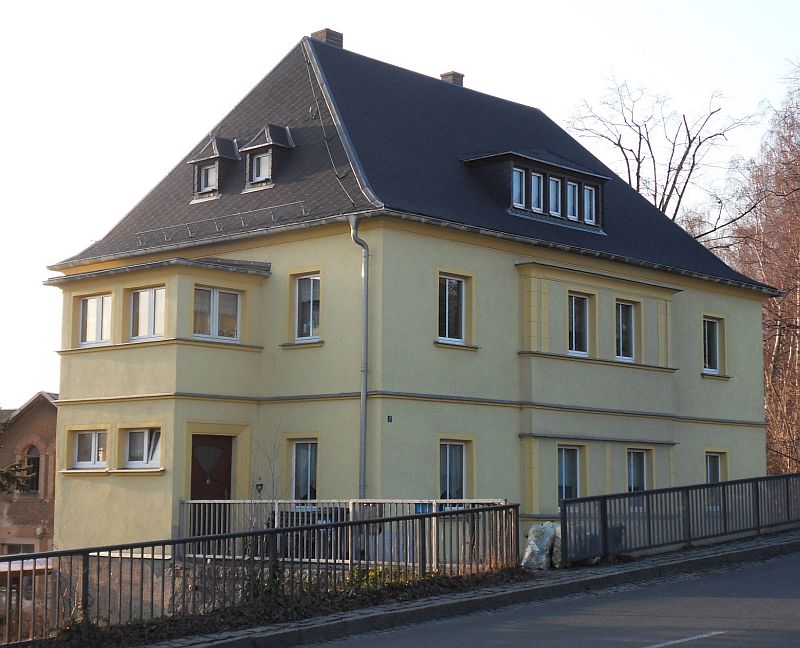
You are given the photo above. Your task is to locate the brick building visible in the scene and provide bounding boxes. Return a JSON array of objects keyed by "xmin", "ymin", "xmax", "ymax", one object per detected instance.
[{"xmin": 0, "ymin": 393, "xmax": 57, "ymax": 553}]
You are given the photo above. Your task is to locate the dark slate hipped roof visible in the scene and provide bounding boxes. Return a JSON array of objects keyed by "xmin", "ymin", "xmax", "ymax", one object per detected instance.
[{"xmin": 52, "ymin": 37, "xmax": 773, "ymax": 294}]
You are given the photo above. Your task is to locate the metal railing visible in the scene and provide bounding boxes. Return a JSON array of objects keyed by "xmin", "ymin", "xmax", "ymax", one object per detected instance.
[
  {"xmin": 178, "ymin": 499, "xmax": 506, "ymax": 539},
  {"xmin": 560, "ymin": 472, "xmax": 800, "ymax": 565},
  {"xmin": 0, "ymin": 503, "xmax": 518, "ymax": 645}
]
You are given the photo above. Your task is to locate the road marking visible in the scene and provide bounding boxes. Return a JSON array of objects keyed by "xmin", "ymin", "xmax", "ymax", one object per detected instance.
[{"xmin": 641, "ymin": 632, "xmax": 726, "ymax": 648}]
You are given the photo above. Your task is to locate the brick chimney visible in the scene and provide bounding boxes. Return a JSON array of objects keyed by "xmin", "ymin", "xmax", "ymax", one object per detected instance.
[
  {"xmin": 311, "ymin": 28, "xmax": 344, "ymax": 49},
  {"xmin": 440, "ymin": 71, "xmax": 464, "ymax": 87}
]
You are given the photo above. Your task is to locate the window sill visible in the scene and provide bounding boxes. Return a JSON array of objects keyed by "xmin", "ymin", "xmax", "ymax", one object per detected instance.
[
  {"xmin": 61, "ymin": 338, "xmax": 263, "ymax": 354},
  {"xmin": 241, "ymin": 182, "xmax": 275, "ymax": 194},
  {"xmin": 281, "ymin": 340, "xmax": 324, "ymax": 349},
  {"xmin": 61, "ymin": 469, "xmax": 109, "ymax": 476},
  {"xmin": 190, "ymin": 193, "xmax": 220, "ymax": 204},
  {"xmin": 434, "ymin": 340, "xmax": 480, "ymax": 351},
  {"xmin": 109, "ymin": 468, "xmax": 165, "ymax": 475},
  {"xmin": 701, "ymin": 372, "xmax": 731, "ymax": 381}
]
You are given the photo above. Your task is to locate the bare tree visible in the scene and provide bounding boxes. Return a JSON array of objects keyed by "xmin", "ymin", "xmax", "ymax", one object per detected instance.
[
  {"xmin": 569, "ymin": 81, "xmax": 755, "ymax": 234},
  {"xmin": 729, "ymin": 86, "xmax": 800, "ymax": 473}
]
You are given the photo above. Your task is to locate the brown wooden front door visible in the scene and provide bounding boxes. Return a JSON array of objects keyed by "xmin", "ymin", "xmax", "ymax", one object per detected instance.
[{"xmin": 190, "ymin": 435, "xmax": 233, "ymax": 500}]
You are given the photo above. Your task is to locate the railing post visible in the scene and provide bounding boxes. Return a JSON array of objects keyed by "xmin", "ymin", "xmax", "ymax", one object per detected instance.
[
  {"xmin": 786, "ymin": 476, "xmax": 791, "ymax": 524},
  {"xmin": 417, "ymin": 516, "xmax": 427, "ymax": 577},
  {"xmin": 559, "ymin": 500, "xmax": 568, "ymax": 567},
  {"xmin": 80, "ymin": 551, "xmax": 90, "ymax": 622},
  {"xmin": 753, "ymin": 479, "xmax": 761, "ymax": 534},
  {"xmin": 597, "ymin": 498, "xmax": 609, "ymax": 562},
  {"xmin": 682, "ymin": 489, "xmax": 692, "ymax": 547}
]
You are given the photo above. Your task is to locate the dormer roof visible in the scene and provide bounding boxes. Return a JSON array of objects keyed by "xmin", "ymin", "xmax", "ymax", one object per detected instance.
[
  {"xmin": 240, "ymin": 124, "xmax": 295, "ymax": 152},
  {"xmin": 188, "ymin": 137, "xmax": 241, "ymax": 164}
]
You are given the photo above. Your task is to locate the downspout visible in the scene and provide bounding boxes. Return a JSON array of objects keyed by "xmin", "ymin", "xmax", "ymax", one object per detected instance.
[{"xmin": 348, "ymin": 215, "xmax": 369, "ymax": 498}]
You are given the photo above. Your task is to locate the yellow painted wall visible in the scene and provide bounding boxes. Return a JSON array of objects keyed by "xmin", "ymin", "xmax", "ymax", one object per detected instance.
[{"xmin": 53, "ymin": 219, "xmax": 769, "ymax": 548}]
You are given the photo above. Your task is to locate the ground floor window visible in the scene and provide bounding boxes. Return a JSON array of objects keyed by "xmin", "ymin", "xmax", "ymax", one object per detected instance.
[
  {"xmin": 558, "ymin": 446, "xmax": 580, "ymax": 501},
  {"xmin": 627, "ymin": 449, "xmax": 647, "ymax": 493},
  {"xmin": 439, "ymin": 442, "xmax": 465, "ymax": 499},
  {"xmin": 293, "ymin": 441, "xmax": 318, "ymax": 500},
  {"xmin": 706, "ymin": 452, "xmax": 723, "ymax": 484},
  {"xmin": 125, "ymin": 428, "xmax": 161, "ymax": 468},
  {"xmin": 73, "ymin": 430, "xmax": 107, "ymax": 469}
]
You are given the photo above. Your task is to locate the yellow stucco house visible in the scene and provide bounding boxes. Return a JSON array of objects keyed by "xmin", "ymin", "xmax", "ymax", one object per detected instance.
[{"xmin": 47, "ymin": 30, "xmax": 775, "ymax": 548}]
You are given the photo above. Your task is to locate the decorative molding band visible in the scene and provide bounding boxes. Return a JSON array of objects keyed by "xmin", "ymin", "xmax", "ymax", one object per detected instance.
[{"xmin": 518, "ymin": 351, "xmax": 678, "ymax": 373}]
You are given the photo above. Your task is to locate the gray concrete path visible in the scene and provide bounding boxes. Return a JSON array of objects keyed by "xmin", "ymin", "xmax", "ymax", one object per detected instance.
[{"xmin": 145, "ymin": 527, "xmax": 800, "ymax": 648}]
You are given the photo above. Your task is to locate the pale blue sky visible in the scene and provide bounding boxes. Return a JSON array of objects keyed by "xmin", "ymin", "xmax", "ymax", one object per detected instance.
[{"xmin": 1, "ymin": 0, "xmax": 797, "ymax": 406}]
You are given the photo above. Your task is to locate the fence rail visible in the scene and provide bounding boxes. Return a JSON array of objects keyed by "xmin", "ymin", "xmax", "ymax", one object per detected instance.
[
  {"xmin": 560, "ymin": 472, "xmax": 800, "ymax": 565},
  {"xmin": 0, "ymin": 503, "xmax": 518, "ymax": 645}
]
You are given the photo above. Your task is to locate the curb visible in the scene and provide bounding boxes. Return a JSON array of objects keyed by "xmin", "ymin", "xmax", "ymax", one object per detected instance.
[{"xmin": 153, "ymin": 535, "xmax": 800, "ymax": 647}]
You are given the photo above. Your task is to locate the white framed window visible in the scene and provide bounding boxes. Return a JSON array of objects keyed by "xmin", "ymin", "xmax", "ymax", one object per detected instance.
[
  {"xmin": 627, "ymin": 450, "xmax": 647, "ymax": 493},
  {"xmin": 568, "ymin": 293, "xmax": 589, "ymax": 356},
  {"xmin": 131, "ymin": 287, "xmax": 165, "ymax": 339},
  {"xmin": 549, "ymin": 177, "xmax": 561, "ymax": 216},
  {"xmin": 566, "ymin": 182, "xmax": 579, "ymax": 220},
  {"xmin": 558, "ymin": 446, "xmax": 580, "ymax": 501},
  {"xmin": 703, "ymin": 317, "xmax": 721, "ymax": 374},
  {"xmin": 198, "ymin": 164, "xmax": 218, "ymax": 192},
  {"xmin": 73, "ymin": 431, "xmax": 107, "ymax": 469},
  {"xmin": 296, "ymin": 275, "xmax": 321, "ymax": 341},
  {"xmin": 512, "ymin": 168, "xmax": 525, "ymax": 208},
  {"xmin": 440, "ymin": 442, "xmax": 466, "ymax": 499},
  {"xmin": 125, "ymin": 428, "xmax": 161, "ymax": 469},
  {"xmin": 584, "ymin": 186, "xmax": 597, "ymax": 224},
  {"xmin": 615, "ymin": 301, "xmax": 635, "ymax": 361},
  {"xmin": 531, "ymin": 172, "xmax": 543, "ymax": 212},
  {"xmin": 438, "ymin": 274, "xmax": 465, "ymax": 343},
  {"xmin": 193, "ymin": 287, "xmax": 240, "ymax": 341},
  {"xmin": 292, "ymin": 441, "xmax": 317, "ymax": 500},
  {"xmin": 79, "ymin": 294, "xmax": 112, "ymax": 346},
  {"xmin": 250, "ymin": 152, "xmax": 271, "ymax": 183},
  {"xmin": 706, "ymin": 452, "xmax": 723, "ymax": 484}
]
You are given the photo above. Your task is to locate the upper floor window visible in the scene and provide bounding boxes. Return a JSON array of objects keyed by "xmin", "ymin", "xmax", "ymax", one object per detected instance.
[
  {"xmin": 438, "ymin": 275, "xmax": 465, "ymax": 343},
  {"xmin": 131, "ymin": 287, "xmax": 165, "ymax": 340},
  {"xmin": 440, "ymin": 442, "xmax": 466, "ymax": 499},
  {"xmin": 80, "ymin": 294, "xmax": 111, "ymax": 346},
  {"xmin": 74, "ymin": 430, "xmax": 107, "ymax": 469},
  {"xmin": 703, "ymin": 317, "xmax": 722, "ymax": 374},
  {"xmin": 566, "ymin": 182, "xmax": 579, "ymax": 221},
  {"xmin": 584, "ymin": 186, "xmax": 597, "ymax": 224},
  {"xmin": 512, "ymin": 168, "xmax": 525, "ymax": 208},
  {"xmin": 194, "ymin": 287, "xmax": 240, "ymax": 341},
  {"xmin": 25, "ymin": 447, "xmax": 40, "ymax": 493},
  {"xmin": 549, "ymin": 178, "xmax": 561, "ymax": 216},
  {"xmin": 293, "ymin": 440, "xmax": 318, "ymax": 500},
  {"xmin": 125, "ymin": 428, "xmax": 161, "ymax": 469},
  {"xmin": 568, "ymin": 293, "xmax": 589, "ymax": 356},
  {"xmin": 616, "ymin": 301, "xmax": 635, "ymax": 361},
  {"xmin": 296, "ymin": 275, "xmax": 321, "ymax": 341},
  {"xmin": 706, "ymin": 452, "xmax": 723, "ymax": 484},
  {"xmin": 531, "ymin": 173, "xmax": 544, "ymax": 212},
  {"xmin": 250, "ymin": 153, "xmax": 271, "ymax": 183}
]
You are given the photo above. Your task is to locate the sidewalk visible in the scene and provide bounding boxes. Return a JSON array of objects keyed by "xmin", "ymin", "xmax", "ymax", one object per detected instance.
[{"xmin": 147, "ymin": 527, "xmax": 800, "ymax": 648}]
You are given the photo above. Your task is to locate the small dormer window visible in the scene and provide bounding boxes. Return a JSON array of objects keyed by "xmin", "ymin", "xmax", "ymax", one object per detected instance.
[
  {"xmin": 567, "ymin": 182, "xmax": 579, "ymax": 221},
  {"xmin": 199, "ymin": 164, "xmax": 218, "ymax": 193},
  {"xmin": 531, "ymin": 173, "xmax": 544, "ymax": 212},
  {"xmin": 549, "ymin": 178, "xmax": 561, "ymax": 216},
  {"xmin": 249, "ymin": 152, "xmax": 272, "ymax": 184},
  {"xmin": 512, "ymin": 168, "xmax": 525, "ymax": 208},
  {"xmin": 584, "ymin": 186, "xmax": 597, "ymax": 224}
]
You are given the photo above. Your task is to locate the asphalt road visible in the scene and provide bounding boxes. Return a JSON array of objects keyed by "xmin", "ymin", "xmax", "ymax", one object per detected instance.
[{"xmin": 306, "ymin": 552, "xmax": 800, "ymax": 647}]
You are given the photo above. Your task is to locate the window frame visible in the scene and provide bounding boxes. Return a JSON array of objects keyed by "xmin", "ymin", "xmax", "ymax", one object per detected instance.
[
  {"xmin": 292, "ymin": 440, "xmax": 318, "ymax": 501},
  {"xmin": 584, "ymin": 186, "xmax": 597, "ymax": 224},
  {"xmin": 73, "ymin": 430, "xmax": 107, "ymax": 470},
  {"xmin": 626, "ymin": 449, "xmax": 648, "ymax": 493},
  {"xmin": 249, "ymin": 151, "xmax": 272, "ymax": 184},
  {"xmin": 439, "ymin": 441, "xmax": 466, "ymax": 500},
  {"xmin": 25, "ymin": 447, "xmax": 40, "ymax": 493},
  {"xmin": 193, "ymin": 286, "xmax": 241, "ymax": 342},
  {"xmin": 512, "ymin": 167, "xmax": 526, "ymax": 208},
  {"xmin": 124, "ymin": 428, "xmax": 162, "ymax": 469},
  {"xmin": 198, "ymin": 163, "xmax": 218, "ymax": 193},
  {"xmin": 438, "ymin": 274, "xmax": 466, "ymax": 344},
  {"xmin": 558, "ymin": 445, "xmax": 580, "ymax": 501},
  {"xmin": 530, "ymin": 172, "xmax": 544, "ymax": 212},
  {"xmin": 549, "ymin": 177, "xmax": 562, "ymax": 216},
  {"xmin": 79, "ymin": 294, "xmax": 112, "ymax": 346},
  {"xmin": 566, "ymin": 181, "xmax": 579, "ymax": 221},
  {"xmin": 703, "ymin": 317, "xmax": 722, "ymax": 374},
  {"xmin": 295, "ymin": 274, "xmax": 321, "ymax": 342},
  {"xmin": 706, "ymin": 452, "xmax": 723, "ymax": 484},
  {"xmin": 615, "ymin": 300, "xmax": 636, "ymax": 361},
  {"xmin": 568, "ymin": 293, "xmax": 590, "ymax": 357},
  {"xmin": 131, "ymin": 286, "xmax": 166, "ymax": 340}
]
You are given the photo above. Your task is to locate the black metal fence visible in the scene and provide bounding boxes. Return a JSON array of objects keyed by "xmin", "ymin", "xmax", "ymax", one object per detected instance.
[
  {"xmin": 0, "ymin": 503, "xmax": 518, "ymax": 645},
  {"xmin": 560, "ymin": 473, "xmax": 800, "ymax": 565}
]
